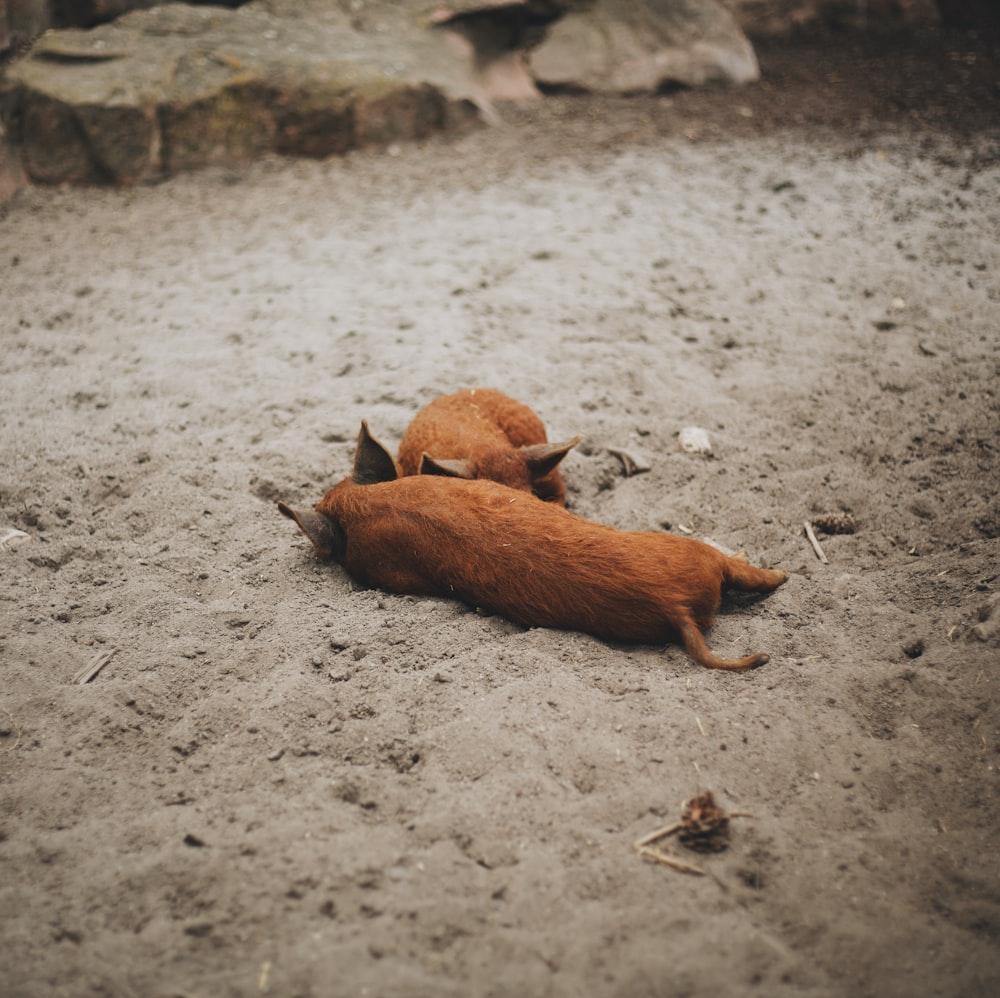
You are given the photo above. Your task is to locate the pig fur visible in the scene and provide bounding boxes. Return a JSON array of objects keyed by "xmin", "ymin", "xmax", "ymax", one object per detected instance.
[
  {"xmin": 278, "ymin": 422, "xmax": 788, "ymax": 671},
  {"xmin": 396, "ymin": 387, "xmax": 580, "ymax": 505}
]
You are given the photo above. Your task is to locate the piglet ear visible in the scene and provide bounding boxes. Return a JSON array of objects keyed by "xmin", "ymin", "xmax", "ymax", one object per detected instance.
[
  {"xmin": 419, "ymin": 454, "xmax": 474, "ymax": 479},
  {"xmin": 277, "ymin": 502, "xmax": 345, "ymax": 562},
  {"xmin": 352, "ymin": 421, "xmax": 400, "ymax": 485},
  {"xmin": 521, "ymin": 435, "xmax": 582, "ymax": 476}
]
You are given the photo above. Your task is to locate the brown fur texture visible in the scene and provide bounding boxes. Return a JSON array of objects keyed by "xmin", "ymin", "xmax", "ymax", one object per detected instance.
[
  {"xmin": 279, "ymin": 423, "xmax": 788, "ymax": 671},
  {"xmin": 396, "ymin": 388, "xmax": 580, "ymax": 505}
]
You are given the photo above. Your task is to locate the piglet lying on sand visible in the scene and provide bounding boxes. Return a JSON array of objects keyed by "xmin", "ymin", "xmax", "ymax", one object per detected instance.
[
  {"xmin": 279, "ymin": 423, "xmax": 787, "ymax": 671},
  {"xmin": 397, "ymin": 387, "xmax": 580, "ymax": 505}
]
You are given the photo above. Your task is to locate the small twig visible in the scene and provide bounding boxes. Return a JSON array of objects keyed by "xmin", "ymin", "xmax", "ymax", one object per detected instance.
[
  {"xmin": 636, "ymin": 791, "xmax": 757, "ymax": 878},
  {"xmin": 608, "ymin": 447, "xmax": 651, "ymax": 476},
  {"xmin": 634, "ymin": 807, "xmax": 754, "ymax": 853},
  {"xmin": 73, "ymin": 648, "xmax": 117, "ymax": 685},
  {"xmin": 803, "ymin": 520, "xmax": 828, "ymax": 564},
  {"xmin": 637, "ymin": 845, "xmax": 706, "ymax": 876},
  {"xmin": 634, "ymin": 821, "xmax": 683, "ymax": 849}
]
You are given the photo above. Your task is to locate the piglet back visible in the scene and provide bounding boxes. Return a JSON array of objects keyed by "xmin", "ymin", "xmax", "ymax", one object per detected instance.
[
  {"xmin": 397, "ymin": 388, "xmax": 579, "ymax": 504},
  {"xmin": 281, "ymin": 422, "xmax": 787, "ymax": 671}
]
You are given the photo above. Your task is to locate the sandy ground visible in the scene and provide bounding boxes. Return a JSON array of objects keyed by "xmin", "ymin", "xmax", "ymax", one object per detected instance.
[{"xmin": 2, "ymin": 27, "xmax": 999, "ymax": 998}]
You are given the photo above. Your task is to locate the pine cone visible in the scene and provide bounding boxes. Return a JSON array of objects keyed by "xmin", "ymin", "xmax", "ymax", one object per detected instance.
[
  {"xmin": 810, "ymin": 512, "xmax": 857, "ymax": 535},
  {"xmin": 677, "ymin": 791, "xmax": 731, "ymax": 853}
]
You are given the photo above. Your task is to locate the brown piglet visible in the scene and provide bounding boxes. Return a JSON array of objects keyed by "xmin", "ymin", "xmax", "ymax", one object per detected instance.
[
  {"xmin": 278, "ymin": 422, "xmax": 788, "ymax": 671},
  {"xmin": 396, "ymin": 388, "xmax": 581, "ymax": 505}
]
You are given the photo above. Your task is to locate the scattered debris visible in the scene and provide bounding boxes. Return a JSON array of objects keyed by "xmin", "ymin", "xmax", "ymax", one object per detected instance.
[
  {"xmin": 636, "ymin": 844, "xmax": 707, "ymax": 875},
  {"xmin": 810, "ymin": 513, "xmax": 857, "ymax": 535},
  {"xmin": 803, "ymin": 520, "xmax": 828, "ymax": 564},
  {"xmin": 676, "ymin": 791, "xmax": 744, "ymax": 853},
  {"xmin": 608, "ymin": 446, "xmax": 652, "ymax": 476},
  {"xmin": 678, "ymin": 426, "xmax": 712, "ymax": 455},
  {"xmin": 72, "ymin": 648, "xmax": 117, "ymax": 685},
  {"xmin": 635, "ymin": 790, "xmax": 753, "ymax": 876},
  {"xmin": 0, "ymin": 527, "xmax": 31, "ymax": 551},
  {"xmin": 804, "ymin": 513, "xmax": 856, "ymax": 564}
]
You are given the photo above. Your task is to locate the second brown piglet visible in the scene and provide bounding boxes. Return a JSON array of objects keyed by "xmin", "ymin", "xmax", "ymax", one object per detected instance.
[
  {"xmin": 396, "ymin": 388, "xmax": 581, "ymax": 505},
  {"xmin": 278, "ymin": 422, "xmax": 788, "ymax": 671}
]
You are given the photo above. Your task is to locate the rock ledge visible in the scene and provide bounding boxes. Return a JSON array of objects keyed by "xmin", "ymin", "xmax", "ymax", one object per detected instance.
[{"xmin": 0, "ymin": 0, "xmax": 758, "ymax": 187}]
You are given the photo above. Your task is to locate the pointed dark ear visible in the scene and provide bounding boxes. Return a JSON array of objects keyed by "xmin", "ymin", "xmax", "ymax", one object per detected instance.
[
  {"xmin": 521, "ymin": 435, "xmax": 582, "ymax": 476},
  {"xmin": 278, "ymin": 502, "xmax": 345, "ymax": 562},
  {"xmin": 419, "ymin": 454, "xmax": 474, "ymax": 479},
  {"xmin": 352, "ymin": 421, "xmax": 399, "ymax": 485}
]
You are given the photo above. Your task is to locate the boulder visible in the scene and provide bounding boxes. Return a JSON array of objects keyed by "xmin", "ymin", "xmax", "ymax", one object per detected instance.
[
  {"xmin": 1, "ymin": 1, "xmax": 488, "ymax": 185},
  {"xmin": 431, "ymin": 0, "xmax": 758, "ymax": 94},
  {"xmin": 529, "ymin": 0, "xmax": 759, "ymax": 92},
  {"xmin": 0, "ymin": 0, "xmax": 761, "ymax": 187}
]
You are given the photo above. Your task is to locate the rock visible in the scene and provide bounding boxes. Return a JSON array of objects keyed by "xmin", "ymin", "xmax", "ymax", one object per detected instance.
[
  {"xmin": 0, "ymin": 0, "xmax": 760, "ymax": 188},
  {"xmin": 529, "ymin": 0, "xmax": 759, "ymax": 92},
  {"xmin": 679, "ymin": 426, "xmax": 713, "ymax": 454},
  {"xmin": 0, "ymin": 0, "xmax": 49, "ymax": 57},
  {"xmin": 49, "ymin": 3, "xmax": 158, "ymax": 30},
  {"xmin": 430, "ymin": 0, "xmax": 564, "ymax": 100},
  {"xmin": 0, "ymin": 1, "xmax": 487, "ymax": 185},
  {"xmin": 971, "ymin": 592, "xmax": 1000, "ymax": 644}
]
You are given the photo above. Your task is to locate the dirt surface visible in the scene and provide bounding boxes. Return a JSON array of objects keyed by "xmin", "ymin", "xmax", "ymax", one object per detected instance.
[{"xmin": 2, "ymin": 24, "xmax": 999, "ymax": 998}]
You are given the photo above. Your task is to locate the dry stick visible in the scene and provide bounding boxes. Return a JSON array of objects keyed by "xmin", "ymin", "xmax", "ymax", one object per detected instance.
[
  {"xmin": 634, "ymin": 821, "xmax": 683, "ymax": 849},
  {"xmin": 608, "ymin": 447, "xmax": 651, "ymax": 477},
  {"xmin": 803, "ymin": 520, "xmax": 829, "ymax": 564},
  {"xmin": 73, "ymin": 648, "xmax": 117, "ymax": 685},
  {"xmin": 637, "ymin": 846, "xmax": 706, "ymax": 876}
]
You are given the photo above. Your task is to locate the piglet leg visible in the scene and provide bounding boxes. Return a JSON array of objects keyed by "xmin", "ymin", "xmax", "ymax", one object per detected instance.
[{"xmin": 723, "ymin": 555, "xmax": 788, "ymax": 593}]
